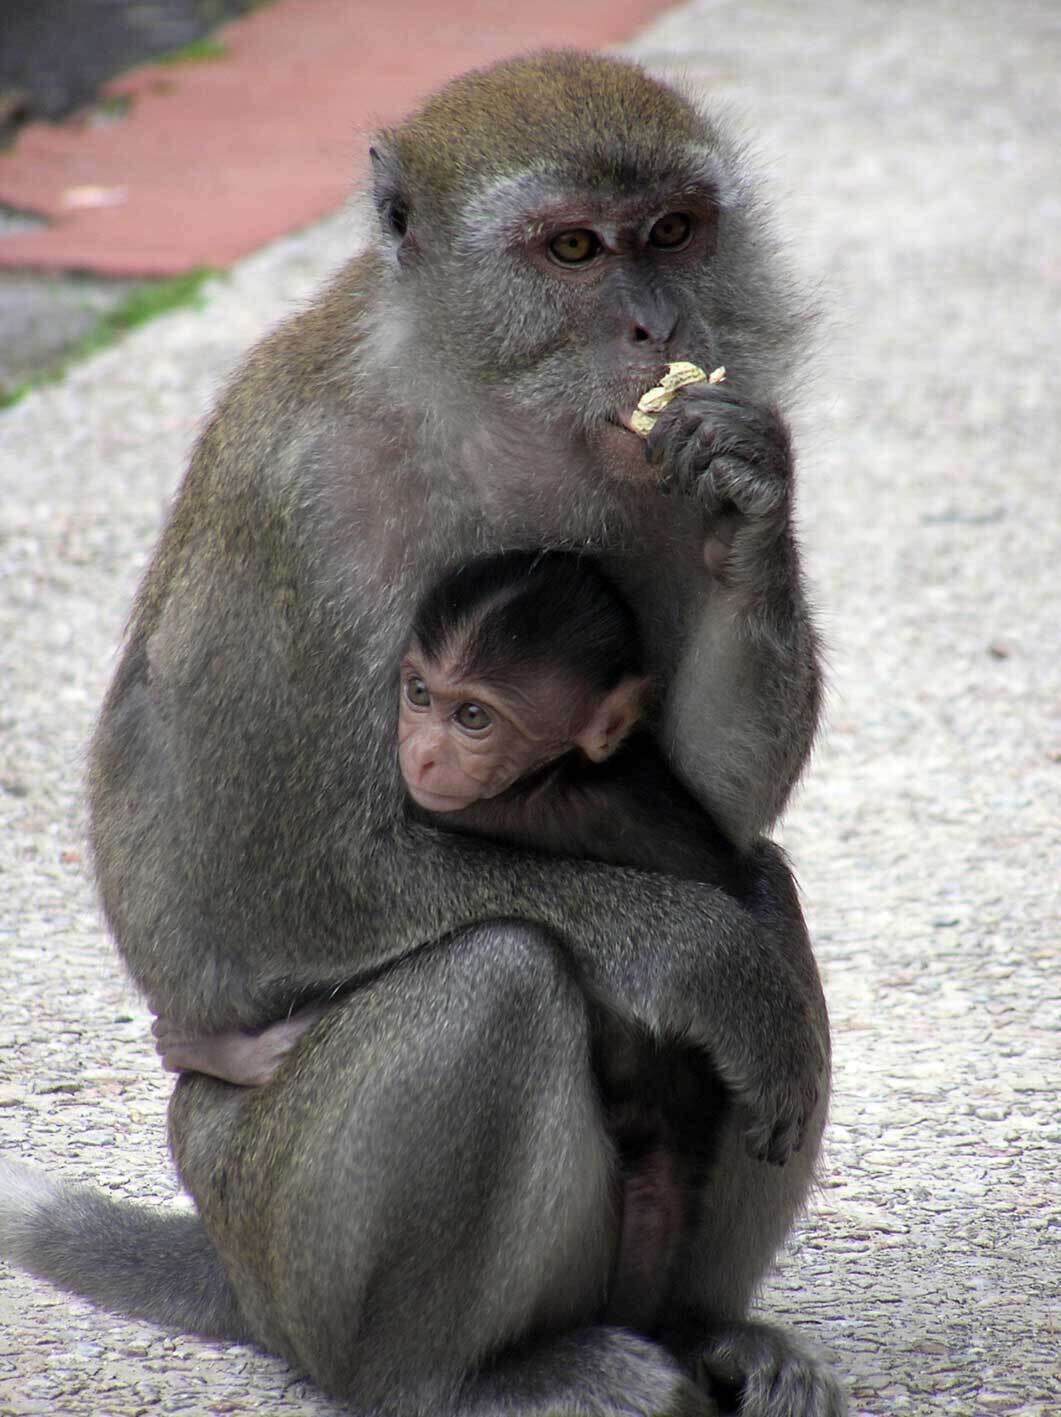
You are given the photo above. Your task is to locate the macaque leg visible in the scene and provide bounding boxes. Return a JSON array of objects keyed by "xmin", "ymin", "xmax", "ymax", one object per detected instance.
[
  {"xmin": 602, "ymin": 1043, "xmax": 731, "ymax": 1338},
  {"xmin": 153, "ymin": 1005, "xmax": 330, "ymax": 1086},
  {"xmin": 604, "ymin": 1137, "xmax": 688, "ymax": 1334},
  {"xmin": 661, "ymin": 1097, "xmax": 847, "ymax": 1416},
  {"xmin": 171, "ymin": 924, "xmax": 713, "ymax": 1416}
]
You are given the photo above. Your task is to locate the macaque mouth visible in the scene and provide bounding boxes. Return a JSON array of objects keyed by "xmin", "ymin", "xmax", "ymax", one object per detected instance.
[
  {"xmin": 609, "ymin": 369, "xmax": 670, "ymax": 434},
  {"xmin": 406, "ymin": 784, "xmax": 476, "ymax": 813}
]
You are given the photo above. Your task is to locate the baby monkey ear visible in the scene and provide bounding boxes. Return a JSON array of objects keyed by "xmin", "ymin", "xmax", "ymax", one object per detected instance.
[{"xmin": 575, "ymin": 677, "xmax": 652, "ymax": 763}]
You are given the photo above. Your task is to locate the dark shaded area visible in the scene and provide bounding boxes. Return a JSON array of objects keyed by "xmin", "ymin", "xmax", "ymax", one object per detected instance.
[{"xmin": 0, "ymin": 0, "xmax": 259, "ymax": 143}]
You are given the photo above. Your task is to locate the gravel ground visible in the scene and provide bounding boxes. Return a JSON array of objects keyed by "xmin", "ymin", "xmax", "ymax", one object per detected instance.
[{"xmin": 1, "ymin": 2, "xmax": 1058, "ymax": 1413}]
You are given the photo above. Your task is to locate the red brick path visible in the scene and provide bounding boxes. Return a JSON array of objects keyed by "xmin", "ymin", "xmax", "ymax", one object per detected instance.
[{"xmin": 0, "ymin": 0, "xmax": 673, "ymax": 277}]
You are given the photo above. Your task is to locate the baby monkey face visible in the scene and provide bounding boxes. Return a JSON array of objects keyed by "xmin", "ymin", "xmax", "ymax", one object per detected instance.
[{"xmin": 397, "ymin": 645, "xmax": 584, "ymax": 813}]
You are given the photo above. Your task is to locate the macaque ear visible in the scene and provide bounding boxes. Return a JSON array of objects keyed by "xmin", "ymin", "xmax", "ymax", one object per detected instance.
[
  {"xmin": 369, "ymin": 140, "xmax": 415, "ymax": 266},
  {"xmin": 575, "ymin": 677, "xmax": 650, "ymax": 763}
]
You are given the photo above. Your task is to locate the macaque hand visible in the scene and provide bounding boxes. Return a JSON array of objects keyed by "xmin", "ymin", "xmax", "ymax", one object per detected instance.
[
  {"xmin": 643, "ymin": 383, "xmax": 792, "ymax": 533},
  {"xmin": 723, "ymin": 1013, "xmax": 827, "ymax": 1167},
  {"xmin": 152, "ymin": 1014, "xmax": 193, "ymax": 1071}
]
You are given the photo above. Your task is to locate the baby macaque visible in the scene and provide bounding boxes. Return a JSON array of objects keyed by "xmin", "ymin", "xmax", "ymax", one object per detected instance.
[{"xmin": 397, "ymin": 549, "xmax": 749, "ymax": 893}]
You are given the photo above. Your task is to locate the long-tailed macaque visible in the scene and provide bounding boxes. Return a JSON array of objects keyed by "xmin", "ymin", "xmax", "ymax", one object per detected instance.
[{"xmin": 0, "ymin": 52, "xmax": 844, "ymax": 1417}]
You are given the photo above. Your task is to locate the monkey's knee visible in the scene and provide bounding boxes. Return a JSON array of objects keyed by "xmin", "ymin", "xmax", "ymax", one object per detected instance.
[
  {"xmin": 278, "ymin": 924, "xmax": 616, "ymax": 1401},
  {"xmin": 418, "ymin": 921, "xmax": 618, "ymax": 1301},
  {"xmin": 447, "ymin": 920, "xmax": 587, "ymax": 1044}
]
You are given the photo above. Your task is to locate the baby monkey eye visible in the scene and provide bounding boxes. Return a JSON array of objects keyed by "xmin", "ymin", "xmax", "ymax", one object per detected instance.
[
  {"xmin": 548, "ymin": 229, "xmax": 600, "ymax": 266},
  {"xmin": 454, "ymin": 702, "xmax": 491, "ymax": 732},
  {"xmin": 649, "ymin": 212, "xmax": 693, "ymax": 249},
  {"xmin": 405, "ymin": 676, "xmax": 430, "ymax": 708}
]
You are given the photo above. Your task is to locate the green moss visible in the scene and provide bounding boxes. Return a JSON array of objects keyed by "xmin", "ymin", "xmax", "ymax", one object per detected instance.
[
  {"xmin": 90, "ymin": 267, "xmax": 217, "ymax": 340},
  {"xmin": 0, "ymin": 268, "xmax": 219, "ymax": 411},
  {"xmin": 0, "ymin": 383, "xmax": 28, "ymax": 411},
  {"xmin": 96, "ymin": 93, "xmax": 133, "ymax": 118},
  {"xmin": 155, "ymin": 38, "xmax": 229, "ymax": 66}
]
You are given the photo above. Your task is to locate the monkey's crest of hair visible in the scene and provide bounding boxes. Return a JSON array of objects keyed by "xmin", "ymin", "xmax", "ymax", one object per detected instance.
[
  {"xmin": 377, "ymin": 50, "xmax": 711, "ymax": 223},
  {"xmin": 411, "ymin": 550, "xmax": 644, "ymax": 696}
]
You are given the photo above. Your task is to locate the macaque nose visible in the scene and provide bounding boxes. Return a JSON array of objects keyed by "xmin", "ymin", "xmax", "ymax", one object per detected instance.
[
  {"xmin": 414, "ymin": 755, "xmax": 434, "ymax": 781},
  {"xmin": 410, "ymin": 747, "xmax": 435, "ymax": 782},
  {"xmin": 407, "ymin": 728, "xmax": 445, "ymax": 783},
  {"xmin": 628, "ymin": 313, "xmax": 678, "ymax": 348}
]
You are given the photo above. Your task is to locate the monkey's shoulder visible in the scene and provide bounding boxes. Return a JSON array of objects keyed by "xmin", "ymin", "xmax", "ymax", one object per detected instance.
[{"xmin": 186, "ymin": 253, "xmax": 390, "ymax": 484}]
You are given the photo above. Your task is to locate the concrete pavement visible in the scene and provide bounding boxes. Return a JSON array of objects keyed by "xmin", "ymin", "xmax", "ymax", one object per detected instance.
[{"xmin": 1, "ymin": 2, "xmax": 1057, "ymax": 1412}]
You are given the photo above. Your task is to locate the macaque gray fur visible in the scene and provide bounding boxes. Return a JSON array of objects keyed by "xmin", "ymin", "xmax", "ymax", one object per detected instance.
[{"xmin": 0, "ymin": 50, "xmax": 843, "ymax": 1417}]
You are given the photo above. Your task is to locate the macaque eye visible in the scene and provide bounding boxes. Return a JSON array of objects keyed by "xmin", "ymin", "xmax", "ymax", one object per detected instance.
[
  {"xmin": 649, "ymin": 212, "xmax": 693, "ymax": 250},
  {"xmin": 548, "ymin": 229, "xmax": 600, "ymax": 266},
  {"xmin": 405, "ymin": 676, "xmax": 430, "ymax": 708},
  {"xmin": 454, "ymin": 702, "xmax": 491, "ymax": 732}
]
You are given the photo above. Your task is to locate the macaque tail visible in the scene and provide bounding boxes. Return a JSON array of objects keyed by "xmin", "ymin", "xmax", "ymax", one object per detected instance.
[{"xmin": 0, "ymin": 1155, "xmax": 249, "ymax": 1342}]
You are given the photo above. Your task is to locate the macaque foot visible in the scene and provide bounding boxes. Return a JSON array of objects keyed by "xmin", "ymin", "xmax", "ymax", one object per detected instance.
[
  {"xmin": 152, "ymin": 1006, "xmax": 329, "ymax": 1087},
  {"xmin": 727, "ymin": 997, "xmax": 828, "ymax": 1168},
  {"xmin": 680, "ymin": 1320, "xmax": 847, "ymax": 1417},
  {"xmin": 485, "ymin": 1329, "xmax": 722, "ymax": 1417}
]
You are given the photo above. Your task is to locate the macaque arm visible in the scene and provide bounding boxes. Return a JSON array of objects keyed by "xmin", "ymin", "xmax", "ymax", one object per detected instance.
[
  {"xmin": 309, "ymin": 824, "xmax": 828, "ymax": 1164},
  {"xmin": 635, "ymin": 387, "xmax": 821, "ymax": 844},
  {"xmin": 678, "ymin": 526, "xmax": 821, "ymax": 842}
]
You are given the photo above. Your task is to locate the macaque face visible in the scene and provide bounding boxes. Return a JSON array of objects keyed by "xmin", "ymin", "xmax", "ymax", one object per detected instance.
[{"xmin": 398, "ymin": 644, "xmax": 586, "ymax": 813}]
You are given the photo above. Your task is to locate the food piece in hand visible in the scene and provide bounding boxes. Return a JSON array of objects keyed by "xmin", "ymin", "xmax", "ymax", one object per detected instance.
[{"xmin": 629, "ymin": 362, "xmax": 725, "ymax": 437}]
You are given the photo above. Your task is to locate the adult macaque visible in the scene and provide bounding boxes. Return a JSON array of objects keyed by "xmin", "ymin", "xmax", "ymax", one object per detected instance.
[{"xmin": 0, "ymin": 52, "xmax": 842, "ymax": 1417}]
